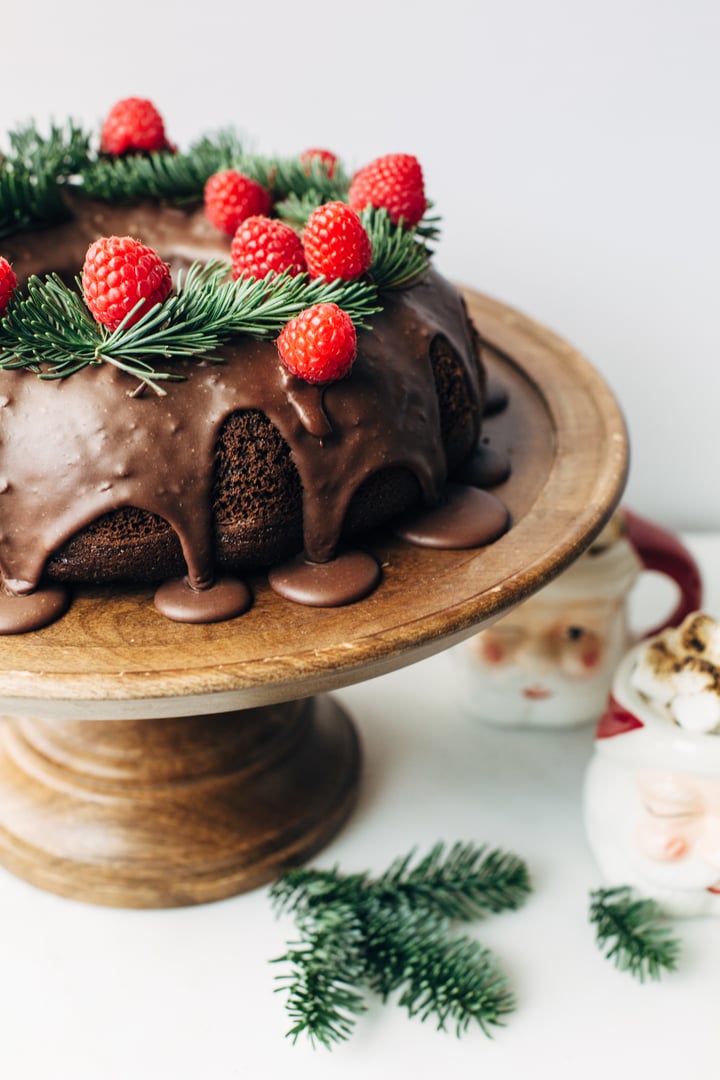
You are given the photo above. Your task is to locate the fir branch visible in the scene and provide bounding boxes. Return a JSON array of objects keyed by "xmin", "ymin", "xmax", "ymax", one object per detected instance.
[
  {"xmin": 362, "ymin": 207, "xmax": 432, "ymax": 290},
  {"xmin": 270, "ymin": 841, "xmax": 528, "ymax": 1048},
  {"xmin": 273, "ymin": 903, "xmax": 367, "ymax": 1050},
  {"xmin": 7, "ymin": 119, "xmax": 90, "ymax": 176},
  {"xmin": 0, "ymin": 120, "xmax": 91, "ymax": 239},
  {"xmin": 270, "ymin": 867, "xmax": 369, "ymax": 918},
  {"xmin": 374, "ymin": 841, "xmax": 531, "ymax": 920},
  {"xmin": 362, "ymin": 900, "xmax": 514, "ymax": 1036},
  {"xmin": 80, "ymin": 130, "xmax": 243, "ymax": 203},
  {"xmin": 415, "ymin": 203, "xmax": 442, "ymax": 243},
  {"xmin": 274, "ymin": 190, "xmax": 327, "ymax": 228},
  {"xmin": 589, "ymin": 886, "xmax": 682, "ymax": 982},
  {"xmin": 239, "ymin": 153, "xmax": 349, "ymax": 203},
  {"xmin": 0, "ymin": 263, "xmax": 382, "ymax": 395}
]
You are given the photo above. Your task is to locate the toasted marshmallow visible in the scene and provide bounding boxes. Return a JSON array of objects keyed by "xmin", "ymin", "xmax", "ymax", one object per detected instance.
[{"xmin": 630, "ymin": 612, "xmax": 720, "ymax": 733}]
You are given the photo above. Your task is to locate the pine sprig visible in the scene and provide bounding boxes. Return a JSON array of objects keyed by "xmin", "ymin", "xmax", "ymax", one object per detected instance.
[
  {"xmin": 238, "ymin": 153, "xmax": 349, "ymax": 203},
  {"xmin": 80, "ymin": 130, "xmax": 243, "ymax": 203},
  {"xmin": 364, "ymin": 901, "xmax": 513, "ymax": 1035},
  {"xmin": 589, "ymin": 886, "xmax": 682, "ymax": 982},
  {"xmin": 0, "ymin": 120, "xmax": 91, "ymax": 238},
  {"xmin": 374, "ymin": 841, "xmax": 531, "ymax": 919},
  {"xmin": 270, "ymin": 841, "xmax": 529, "ymax": 1048},
  {"xmin": 274, "ymin": 903, "xmax": 368, "ymax": 1049},
  {"xmin": 363, "ymin": 207, "xmax": 432, "ymax": 291},
  {"xmin": 0, "ymin": 262, "xmax": 382, "ymax": 395}
]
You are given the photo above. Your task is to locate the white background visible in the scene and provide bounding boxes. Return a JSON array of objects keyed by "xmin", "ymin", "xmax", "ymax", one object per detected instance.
[{"xmin": 3, "ymin": 0, "xmax": 719, "ymax": 529}]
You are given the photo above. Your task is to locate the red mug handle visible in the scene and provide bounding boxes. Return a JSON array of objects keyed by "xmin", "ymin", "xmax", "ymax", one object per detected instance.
[{"xmin": 623, "ymin": 508, "xmax": 703, "ymax": 638}]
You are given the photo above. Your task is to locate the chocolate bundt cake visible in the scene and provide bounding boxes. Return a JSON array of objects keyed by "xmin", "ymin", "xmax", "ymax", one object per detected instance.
[{"xmin": 0, "ymin": 100, "xmax": 508, "ymax": 631}]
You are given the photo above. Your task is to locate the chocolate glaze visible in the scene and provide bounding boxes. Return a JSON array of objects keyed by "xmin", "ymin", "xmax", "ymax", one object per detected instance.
[
  {"xmin": 0, "ymin": 585, "xmax": 69, "ymax": 634},
  {"xmin": 0, "ymin": 196, "xmax": 486, "ymax": 631},
  {"xmin": 268, "ymin": 550, "xmax": 381, "ymax": 607},
  {"xmin": 154, "ymin": 575, "xmax": 252, "ymax": 624},
  {"xmin": 394, "ymin": 483, "xmax": 509, "ymax": 549},
  {"xmin": 482, "ymin": 360, "xmax": 510, "ymax": 417},
  {"xmin": 457, "ymin": 442, "xmax": 512, "ymax": 488}
]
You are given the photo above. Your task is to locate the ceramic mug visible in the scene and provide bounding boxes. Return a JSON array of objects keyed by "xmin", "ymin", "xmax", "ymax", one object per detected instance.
[
  {"xmin": 450, "ymin": 509, "xmax": 702, "ymax": 729},
  {"xmin": 584, "ymin": 613, "xmax": 720, "ymax": 916}
]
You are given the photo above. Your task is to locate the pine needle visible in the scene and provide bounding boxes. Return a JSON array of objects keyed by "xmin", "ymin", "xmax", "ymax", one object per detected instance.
[{"xmin": 589, "ymin": 886, "xmax": 682, "ymax": 982}]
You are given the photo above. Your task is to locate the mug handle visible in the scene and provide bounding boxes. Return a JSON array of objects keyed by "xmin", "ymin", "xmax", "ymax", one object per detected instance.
[{"xmin": 623, "ymin": 508, "xmax": 703, "ymax": 638}]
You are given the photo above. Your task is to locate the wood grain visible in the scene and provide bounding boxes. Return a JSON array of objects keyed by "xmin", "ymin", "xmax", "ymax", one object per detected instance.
[{"xmin": 0, "ymin": 288, "xmax": 629, "ymax": 906}]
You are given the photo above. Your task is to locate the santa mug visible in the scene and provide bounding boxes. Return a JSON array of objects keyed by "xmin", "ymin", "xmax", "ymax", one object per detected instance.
[
  {"xmin": 584, "ymin": 613, "xmax": 720, "ymax": 916},
  {"xmin": 450, "ymin": 510, "xmax": 701, "ymax": 729}
]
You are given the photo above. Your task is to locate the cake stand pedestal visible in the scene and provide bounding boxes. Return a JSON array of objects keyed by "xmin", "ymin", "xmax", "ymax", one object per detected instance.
[{"xmin": 0, "ymin": 290, "xmax": 628, "ymax": 907}]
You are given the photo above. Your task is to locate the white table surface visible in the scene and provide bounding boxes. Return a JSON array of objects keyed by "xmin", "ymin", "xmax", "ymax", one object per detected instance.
[{"xmin": 0, "ymin": 534, "xmax": 717, "ymax": 1080}]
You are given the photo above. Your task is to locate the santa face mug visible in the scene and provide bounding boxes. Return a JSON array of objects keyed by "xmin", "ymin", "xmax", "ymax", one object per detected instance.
[
  {"xmin": 584, "ymin": 613, "xmax": 720, "ymax": 917},
  {"xmin": 450, "ymin": 510, "xmax": 701, "ymax": 729}
]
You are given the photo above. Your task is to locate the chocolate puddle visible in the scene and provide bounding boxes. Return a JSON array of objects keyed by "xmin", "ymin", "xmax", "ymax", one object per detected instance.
[
  {"xmin": 394, "ymin": 483, "xmax": 509, "ymax": 549},
  {"xmin": 154, "ymin": 576, "xmax": 252, "ymax": 624},
  {"xmin": 268, "ymin": 550, "xmax": 381, "ymax": 607}
]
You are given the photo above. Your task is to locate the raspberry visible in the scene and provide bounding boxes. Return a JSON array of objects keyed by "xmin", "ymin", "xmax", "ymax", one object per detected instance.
[
  {"xmin": 204, "ymin": 170, "xmax": 272, "ymax": 236},
  {"xmin": 299, "ymin": 147, "xmax": 338, "ymax": 178},
  {"xmin": 82, "ymin": 236, "xmax": 172, "ymax": 331},
  {"xmin": 277, "ymin": 302, "xmax": 357, "ymax": 384},
  {"xmin": 100, "ymin": 97, "xmax": 173, "ymax": 156},
  {"xmin": 302, "ymin": 202, "xmax": 372, "ymax": 281},
  {"xmin": 348, "ymin": 153, "xmax": 426, "ymax": 227},
  {"xmin": 0, "ymin": 257, "xmax": 18, "ymax": 315},
  {"xmin": 231, "ymin": 216, "xmax": 306, "ymax": 280}
]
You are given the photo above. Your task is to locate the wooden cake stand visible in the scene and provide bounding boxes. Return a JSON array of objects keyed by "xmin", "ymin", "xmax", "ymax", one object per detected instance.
[{"xmin": 0, "ymin": 290, "xmax": 628, "ymax": 908}]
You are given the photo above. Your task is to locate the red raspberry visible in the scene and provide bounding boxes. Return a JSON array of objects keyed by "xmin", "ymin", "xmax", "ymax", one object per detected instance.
[
  {"xmin": 231, "ymin": 216, "xmax": 306, "ymax": 280},
  {"xmin": 348, "ymin": 153, "xmax": 426, "ymax": 227},
  {"xmin": 100, "ymin": 97, "xmax": 173, "ymax": 156},
  {"xmin": 302, "ymin": 202, "xmax": 372, "ymax": 281},
  {"xmin": 299, "ymin": 147, "xmax": 338, "ymax": 178},
  {"xmin": 204, "ymin": 170, "xmax": 272, "ymax": 236},
  {"xmin": 0, "ymin": 257, "xmax": 18, "ymax": 315},
  {"xmin": 82, "ymin": 236, "xmax": 172, "ymax": 331},
  {"xmin": 277, "ymin": 302, "xmax": 357, "ymax": 385}
]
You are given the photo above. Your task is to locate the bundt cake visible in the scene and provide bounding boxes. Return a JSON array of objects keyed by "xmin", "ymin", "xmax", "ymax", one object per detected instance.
[{"xmin": 0, "ymin": 99, "xmax": 509, "ymax": 632}]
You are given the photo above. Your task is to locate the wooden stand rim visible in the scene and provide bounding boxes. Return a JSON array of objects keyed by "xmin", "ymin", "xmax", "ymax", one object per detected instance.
[{"xmin": 0, "ymin": 287, "xmax": 628, "ymax": 714}]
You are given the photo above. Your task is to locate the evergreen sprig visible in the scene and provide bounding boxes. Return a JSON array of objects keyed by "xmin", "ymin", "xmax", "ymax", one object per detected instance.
[
  {"xmin": 0, "ymin": 262, "xmax": 382, "ymax": 395},
  {"xmin": 270, "ymin": 841, "xmax": 530, "ymax": 1048},
  {"xmin": 238, "ymin": 153, "xmax": 349, "ymax": 203},
  {"xmin": 276, "ymin": 903, "xmax": 368, "ymax": 1050},
  {"xmin": 80, "ymin": 130, "xmax": 244, "ymax": 203},
  {"xmin": 589, "ymin": 886, "xmax": 682, "ymax": 982},
  {"xmin": 0, "ymin": 120, "xmax": 90, "ymax": 238},
  {"xmin": 363, "ymin": 207, "xmax": 432, "ymax": 291}
]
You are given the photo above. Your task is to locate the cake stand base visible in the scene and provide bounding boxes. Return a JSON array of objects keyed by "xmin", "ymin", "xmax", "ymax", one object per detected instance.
[{"xmin": 0, "ymin": 696, "xmax": 360, "ymax": 908}]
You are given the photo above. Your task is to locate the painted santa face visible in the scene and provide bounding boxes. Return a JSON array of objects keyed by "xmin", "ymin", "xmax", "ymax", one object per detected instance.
[
  {"xmin": 585, "ymin": 757, "xmax": 720, "ymax": 916},
  {"xmin": 459, "ymin": 597, "xmax": 627, "ymax": 728},
  {"xmin": 636, "ymin": 772, "xmax": 720, "ymax": 889}
]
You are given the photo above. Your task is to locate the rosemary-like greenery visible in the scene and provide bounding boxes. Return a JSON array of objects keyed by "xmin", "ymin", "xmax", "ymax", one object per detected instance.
[
  {"xmin": 270, "ymin": 841, "xmax": 531, "ymax": 1049},
  {"xmin": 0, "ymin": 263, "xmax": 382, "ymax": 396},
  {"xmin": 589, "ymin": 886, "xmax": 682, "ymax": 982}
]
